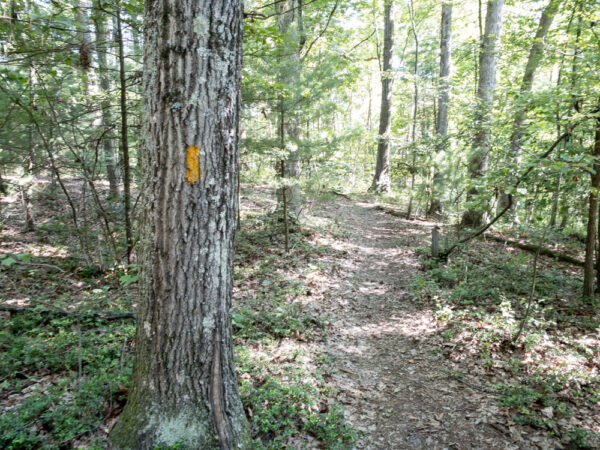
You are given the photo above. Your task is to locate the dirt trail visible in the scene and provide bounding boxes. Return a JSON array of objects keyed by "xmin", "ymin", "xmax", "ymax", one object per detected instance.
[{"xmin": 315, "ymin": 199, "xmax": 522, "ymax": 450}]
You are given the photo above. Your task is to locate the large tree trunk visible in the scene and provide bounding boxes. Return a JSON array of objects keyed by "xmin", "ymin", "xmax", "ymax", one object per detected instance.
[
  {"xmin": 462, "ymin": 0, "xmax": 504, "ymax": 227},
  {"xmin": 584, "ymin": 96, "xmax": 600, "ymax": 297},
  {"xmin": 429, "ymin": 1, "xmax": 452, "ymax": 216},
  {"xmin": 92, "ymin": 2, "xmax": 120, "ymax": 200},
  {"xmin": 371, "ymin": 0, "xmax": 394, "ymax": 194},
  {"xmin": 109, "ymin": 1, "xmax": 250, "ymax": 448},
  {"xmin": 499, "ymin": 0, "xmax": 561, "ymax": 213}
]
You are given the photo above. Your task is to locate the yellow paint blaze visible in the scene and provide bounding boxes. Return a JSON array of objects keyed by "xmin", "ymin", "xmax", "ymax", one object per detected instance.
[{"xmin": 186, "ymin": 146, "xmax": 200, "ymax": 183}]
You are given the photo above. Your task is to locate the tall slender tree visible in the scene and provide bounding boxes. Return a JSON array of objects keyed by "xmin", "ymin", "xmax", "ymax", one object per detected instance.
[
  {"xmin": 109, "ymin": 0, "xmax": 250, "ymax": 447},
  {"xmin": 584, "ymin": 95, "xmax": 600, "ymax": 297},
  {"xmin": 406, "ymin": 0, "xmax": 419, "ymax": 218},
  {"xmin": 462, "ymin": 0, "xmax": 504, "ymax": 227},
  {"xmin": 92, "ymin": 0, "xmax": 120, "ymax": 199},
  {"xmin": 429, "ymin": 1, "xmax": 452, "ymax": 216},
  {"xmin": 371, "ymin": 0, "xmax": 394, "ymax": 193},
  {"xmin": 276, "ymin": 0, "xmax": 305, "ymax": 216}
]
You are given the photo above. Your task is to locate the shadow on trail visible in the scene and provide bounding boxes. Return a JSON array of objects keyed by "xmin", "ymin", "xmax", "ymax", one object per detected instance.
[{"xmin": 314, "ymin": 199, "xmax": 542, "ymax": 450}]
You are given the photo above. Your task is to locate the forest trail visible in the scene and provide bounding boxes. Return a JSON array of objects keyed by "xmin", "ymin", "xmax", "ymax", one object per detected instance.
[{"xmin": 314, "ymin": 198, "xmax": 524, "ymax": 449}]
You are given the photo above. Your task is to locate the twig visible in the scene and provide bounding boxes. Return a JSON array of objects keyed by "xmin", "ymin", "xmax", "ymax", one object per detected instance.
[
  {"xmin": 513, "ymin": 226, "xmax": 551, "ymax": 342},
  {"xmin": 332, "ymin": 190, "xmax": 352, "ymax": 200}
]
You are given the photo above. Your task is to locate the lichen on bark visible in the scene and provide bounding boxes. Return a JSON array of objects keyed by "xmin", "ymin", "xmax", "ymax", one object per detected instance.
[{"xmin": 109, "ymin": 0, "xmax": 250, "ymax": 448}]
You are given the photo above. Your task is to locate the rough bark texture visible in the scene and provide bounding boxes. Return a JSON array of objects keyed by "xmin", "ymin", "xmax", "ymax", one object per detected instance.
[
  {"xmin": 429, "ymin": 1, "xmax": 452, "ymax": 216},
  {"xmin": 499, "ymin": 0, "xmax": 560, "ymax": 211},
  {"xmin": 109, "ymin": 1, "xmax": 250, "ymax": 448},
  {"xmin": 371, "ymin": 0, "xmax": 394, "ymax": 194},
  {"xmin": 462, "ymin": 0, "xmax": 504, "ymax": 227}
]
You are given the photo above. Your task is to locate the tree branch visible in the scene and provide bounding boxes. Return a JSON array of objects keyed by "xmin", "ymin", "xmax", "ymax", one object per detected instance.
[{"xmin": 440, "ymin": 125, "xmax": 579, "ymax": 260}]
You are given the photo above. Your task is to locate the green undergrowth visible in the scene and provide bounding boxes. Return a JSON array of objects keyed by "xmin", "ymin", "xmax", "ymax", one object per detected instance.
[
  {"xmin": 0, "ymin": 311, "xmax": 135, "ymax": 449},
  {"xmin": 237, "ymin": 347, "xmax": 355, "ymax": 449},
  {"xmin": 416, "ymin": 240, "xmax": 600, "ymax": 448},
  {"xmin": 233, "ymin": 208, "xmax": 355, "ymax": 448},
  {"xmin": 0, "ymin": 203, "xmax": 354, "ymax": 448}
]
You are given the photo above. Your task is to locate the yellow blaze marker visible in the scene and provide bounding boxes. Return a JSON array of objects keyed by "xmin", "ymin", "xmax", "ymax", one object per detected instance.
[{"xmin": 186, "ymin": 145, "xmax": 200, "ymax": 183}]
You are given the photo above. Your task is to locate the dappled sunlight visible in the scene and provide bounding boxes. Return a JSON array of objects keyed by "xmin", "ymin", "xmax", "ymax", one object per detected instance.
[{"xmin": 339, "ymin": 311, "xmax": 439, "ymax": 340}]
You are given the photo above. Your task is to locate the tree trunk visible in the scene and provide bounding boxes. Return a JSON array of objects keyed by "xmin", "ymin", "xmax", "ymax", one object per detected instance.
[
  {"xmin": 429, "ymin": 1, "xmax": 452, "ymax": 216},
  {"xmin": 462, "ymin": 0, "xmax": 504, "ymax": 227},
  {"xmin": 584, "ymin": 96, "xmax": 600, "ymax": 297},
  {"xmin": 92, "ymin": 2, "xmax": 120, "ymax": 200},
  {"xmin": 23, "ymin": 66, "xmax": 35, "ymax": 232},
  {"xmin": 371, "ymin": 0, "xmax": 394, "ymax": 193},
  {"xmin": 115, "ymin": 9, "xmax": 133, "ymax": 263},
  {"xmin": 499, "ymin": 0, "xmax": 560, "ymax": 212},
  {"xmin": 549, "ymin": 170, "xmax": 562, "ymax": 227},
  {"xmin": 276, "ymin": 0, "xmax": 303, "ymax": 217},
  {"xmin": 109, "ymin": 1, "xmax": 250, "ymax": 448},
  {"xmin": 406, "ymin": 0, "xmax": 419, "ymax": 219}
]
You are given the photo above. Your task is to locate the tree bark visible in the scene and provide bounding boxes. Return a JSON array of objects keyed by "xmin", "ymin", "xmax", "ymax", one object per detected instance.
[
  {"xmin": 429, "ymin": 1, "xmax": 452, "ymax": 216},
  {"xmin": 371, "ymin": 0, "xmax": 394, "ymax": 194},
  {"xmin": 486, "ymin": 234, "xmax": 584, "ymax": 267},
  {"xmin": 462, "ymin": 0, "xmax": 504, "ymax": 227},
  {"xmin": 109, "ymin": 1, "xmax": 250, "ymax": 448},
  {"xmin": 115, "ymin": 10, "xmax": 133, "ymax": 264},
  {"xmin": 406, "ymin": 0, "xmax": 419, "ymax": 219}
]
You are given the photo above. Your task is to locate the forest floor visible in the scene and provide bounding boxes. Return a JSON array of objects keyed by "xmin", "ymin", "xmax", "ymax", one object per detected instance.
[
  {"xmin": 314, "ymin": 197, "xmax": 518, "ymax": 449},
  {"xmin": 0, "ymin": 182, "xmax": 599, "ymax": 449},
  {"xmin": 309, "ymin": 196, "xmax": 595, "ymax": 449},
  {"xmin": 237, "ymin": 187, "xmax": 599, "ymax": 449}
]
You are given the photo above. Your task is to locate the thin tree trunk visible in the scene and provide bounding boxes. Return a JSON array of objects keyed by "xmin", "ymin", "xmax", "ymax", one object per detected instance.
[
  {"xmin": 92, "ymin": 2, "xmax": 120, "ymax": 199},
  {"xmin": 585, "ymin": 96, "xmax": 600, "ymax": 297},
  {"xmin": 22, "ymin": 65, "xmax": 35, "ymax": 232},
  {"xmin": 116, "ymin": 10, "xmax": 133, "ymax": 264},
  {"xmin": 526, "ymin": 185, "xmax": 539, "ymax": 224},
  {"xmin": 406, "ymin": 0, "xmax": 419, "ymax": 219},
  {"xmin": 371, "ymin": 0, "xmax": 394, "ymax": 193},
  {"xmin": 549, "ymin": 172, "xmax": 562, "ymax": 227},
  {"xmin": 109, "ymin": 1, "xmax": 250, "ymax": 447},
  {"xmin": 275, "ymin": 0, "xmax": 303, "ymax": 216},
  {"xmin": 462, "ymin": 0, "xmax": 504, "ymax": 227},
  {"xmin": 429, "ymin": 1, "xmax": 452, "ymax": 216}
]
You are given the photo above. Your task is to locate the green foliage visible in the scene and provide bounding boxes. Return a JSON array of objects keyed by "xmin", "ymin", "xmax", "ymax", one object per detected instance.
[
  {"xmin": 237, "ymin": 350, "xmax": 355, "ymax": 449},
  {"xmin": 420, "ymin": 238, "xmax": 599, "ymax": 445},
  {"xmin": 118, "ymin": 265, "xmax": 139, "ymax": 287},
  {"xmin": 0, "ymin": 310, "xmax": 134, "ymax": 448}
]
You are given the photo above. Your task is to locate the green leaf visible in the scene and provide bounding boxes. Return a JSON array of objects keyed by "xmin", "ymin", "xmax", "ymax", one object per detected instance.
[
  {"xmin": 1, "ymin": 257, "xmax": 17, "ymax": 267},
  {"xmin": 17, "ymin": 253, "xmax": 32, "ymax": 263}
]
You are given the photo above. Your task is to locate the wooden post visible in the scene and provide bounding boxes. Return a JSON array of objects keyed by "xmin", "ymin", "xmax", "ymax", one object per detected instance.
[{"xmin": 432, "ymin": 226, "xmax": 440, "ymax": 258}]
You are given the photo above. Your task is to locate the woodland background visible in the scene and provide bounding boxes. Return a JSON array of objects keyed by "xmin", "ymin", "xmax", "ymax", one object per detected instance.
[{"xmin": 0, "ymin": 0, "xmax": 599, "ymax": 448}]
